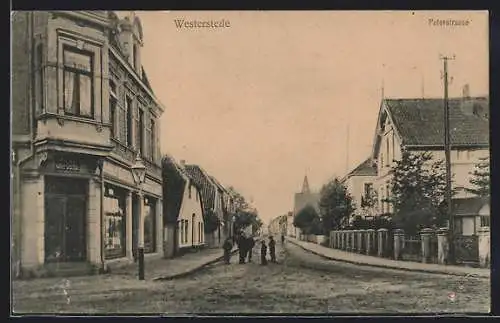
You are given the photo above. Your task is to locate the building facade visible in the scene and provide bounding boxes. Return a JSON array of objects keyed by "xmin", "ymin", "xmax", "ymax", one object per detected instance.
[
  {"xmin": 184, "ymin": 163, "xmax": 226, "ymax": 247},
  {"xmin": 161, "ymin": 156, "xmax": 204, "ymax": 257},
  {"xmin": 11, "ymin": 11, "xmax": 164, "ymax": 276},
  {"xmin": 371, "ymin": 88, "xmax": 489, "ymax": 215},
  {"xmin": 341, "ymin": 158, "xmax": 378, "ymax": 219}
]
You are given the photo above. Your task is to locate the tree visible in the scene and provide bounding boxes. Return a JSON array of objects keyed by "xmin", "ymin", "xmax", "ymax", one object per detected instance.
[
  {"xmin": 465, "ymin": 157, "xmax": 490, "ymax": 197},
  {"xmin": 203, "ymin": 208, "xmax": 220, "ymax": 233},
  {"xmin": 293, "ymin": 204, "xmax": 321, "ymax": 234},
  {"xmin": 390, "ymin": 149, "xmax": 448, "ymax": 235},
  {"xmin": 227, "ymin": 187, "xmax": 263, "ymax": 234},
  {"xmin": 318, "ymin": 178, "xmax": 355, "ymax": 232}
]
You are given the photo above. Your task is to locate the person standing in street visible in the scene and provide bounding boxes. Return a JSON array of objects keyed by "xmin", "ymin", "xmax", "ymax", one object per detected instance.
[
  {"xmin": 237, "ymin": 233, "xmax": 246, "ymax": 264},
  {"xmin": 281, "ymin": 234, "xmax": 285, "ymax": 245},
  {"xmin": 269, "ymin": 236, "xmax": 276, "ymax": 263},
  {"xmin": 260, "ymin": 239, "xmax": 268, "ymax": 265},
  {"xmin": 222, "ymin": 237, "xmax": 233, "ymax": 264},
  {"xmin": 247, "ymin": 236, "xmax": 255, "ymax": 262}
]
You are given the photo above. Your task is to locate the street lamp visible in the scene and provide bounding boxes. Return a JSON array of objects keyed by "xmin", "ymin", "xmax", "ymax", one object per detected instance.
[{"xmin": 131, "ymin": 152, "xmax": 147, "ymax": 280}]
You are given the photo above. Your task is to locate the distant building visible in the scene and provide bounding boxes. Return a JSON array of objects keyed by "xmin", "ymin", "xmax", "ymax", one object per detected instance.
[
  {"xmin": 451, "ymin": 197, "xmax": 490, "ymax": 236},
  {"xmin": 161, "ymin": 156, "xmax": 204, "ymax": 258},
  {"xmin": 292, "ymin": 175, "xmax": 320, "ymax": 236},
  {"xmin": 371, "ymin": 87, "xmax": 489, "ymax": 215},
  {"xmin": 184, "ymin": 163, "xmax": 228, "ymax": 247},
  {"xmin": 341, "ymin": 157, "xmax": 378, "ymax": 220}
]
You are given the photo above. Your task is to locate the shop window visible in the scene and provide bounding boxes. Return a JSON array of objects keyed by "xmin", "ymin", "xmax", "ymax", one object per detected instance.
[
  {"xmin": 144, "ymin": 197, "xmax": 156, "ymax": 253},
  {"xmin": 63, "ymin": 46, "xmax": 93, "ymax": 118},
  {"xmin": 104, "ymin": 185, "xmax": 126, "ymax": 259},
  {"xmin": 184, "ymin": 220, "xmax": 189, "ymax": 244}
]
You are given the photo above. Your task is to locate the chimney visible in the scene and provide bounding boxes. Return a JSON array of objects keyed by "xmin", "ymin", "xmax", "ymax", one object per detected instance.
[{"xmin": 462, "ymin": 84, "xmax": 471, "ymax": 99}]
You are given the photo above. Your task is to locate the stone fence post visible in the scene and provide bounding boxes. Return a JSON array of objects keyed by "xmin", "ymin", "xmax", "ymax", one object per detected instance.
[
  {"xmin": 352, "ymin": 230, "xmax": 358, "ymax": 252},
  {"xmin": 478, "ymin": 227, "xmax": 490, "ymax": 268},
  {"xmin": 420, "ymin": 228, "xmax": 434, "ymax": 263},
  {"xmin": 350, "ymin": 230, "xmax": 356, "ymax": 252},
  {"xmin": 377, "ymin": 228, "xmax": 388, "ymax": 257},
  {"xmin": 357, "ymin": 230, "xmax": 365, "ymax": 254},
  {"xmin": 393, "ymin": 229, "xmax": 405, "ymax": 260},
  {"xmin": 365, "ymin": 229, "xmax": 375, "ymax": 255},
  {"xmin": 436, "ymin": 227, "xmax": 449, "ymax": 265}
]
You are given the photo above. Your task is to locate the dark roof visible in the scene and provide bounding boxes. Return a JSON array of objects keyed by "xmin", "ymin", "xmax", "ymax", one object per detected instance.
[
  {"xmin": 346, "ymin": 158, "xmax": 377, "ymax": 178},
  {"xmin": 385, "ymin": 97, "xmax": 489, "ymax": 147},
  {"xmin": 451, "ymin": 197, "xmax": 489, "ymax": 216},
  {"xmin": 184, "ymin": 164, "xmax": 216, "ymax": 211}
]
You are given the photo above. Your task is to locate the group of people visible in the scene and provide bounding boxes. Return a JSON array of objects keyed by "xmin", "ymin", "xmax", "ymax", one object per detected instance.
[{"xmin": 222, "ymin": 232, "xmax": 278, "ymax": 266}]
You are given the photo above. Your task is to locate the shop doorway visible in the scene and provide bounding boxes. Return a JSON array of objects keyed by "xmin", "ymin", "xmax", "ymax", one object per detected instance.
[{"xmin": 44, "ymin": 176, "xmax": 87, "ymax": 263}]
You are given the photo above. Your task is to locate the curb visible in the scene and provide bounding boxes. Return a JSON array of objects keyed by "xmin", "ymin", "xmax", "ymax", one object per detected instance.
[
  {"xmin": 288, "ymin": 240, "xmax": 489, "ymax": 278},
  {"xmin": 153, "ymin": 249, "xmax": 239, "ymax": 281}
]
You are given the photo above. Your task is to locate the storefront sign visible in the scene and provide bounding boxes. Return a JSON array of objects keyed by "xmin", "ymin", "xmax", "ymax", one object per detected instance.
[{"xmin": 55, "ymin": 158, "xmax": 80, "ymax": 172}]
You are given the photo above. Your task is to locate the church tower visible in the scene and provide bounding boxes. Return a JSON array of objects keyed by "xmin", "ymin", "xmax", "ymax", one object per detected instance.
[{"xmin": 301, "ymin": 175, "xmax": 310, "ymax": 194}]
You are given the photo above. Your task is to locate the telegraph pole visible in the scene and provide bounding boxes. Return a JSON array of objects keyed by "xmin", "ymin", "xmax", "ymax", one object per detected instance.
[{"xmin": 440, "ymin": 54, "xmax": 455, "ymax": 264}]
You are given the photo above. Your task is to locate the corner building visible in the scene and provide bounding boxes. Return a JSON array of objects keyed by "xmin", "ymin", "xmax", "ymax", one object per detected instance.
[{"xmin": 11, "ymin": 11, "xmax": 165, "ymax": 275}]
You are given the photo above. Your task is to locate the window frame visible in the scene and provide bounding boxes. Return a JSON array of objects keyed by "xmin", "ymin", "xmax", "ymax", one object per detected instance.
[
  {"xmin": 62, "ymin": 44, "xmax": 95, "ymax": 118},
  {"xmin": 126, "ymin": 96, "xmax": 134, "ymax": 147}
]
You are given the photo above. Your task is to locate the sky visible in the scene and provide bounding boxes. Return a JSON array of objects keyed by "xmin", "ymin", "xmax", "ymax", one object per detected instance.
[{"xmin": 125, "ymin": 11, "xmax": 488, "ymax": 225}]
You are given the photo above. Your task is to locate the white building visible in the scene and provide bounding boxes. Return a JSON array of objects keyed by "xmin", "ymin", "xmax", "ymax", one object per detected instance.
[{"xmin": 371, "ymin": 86, "xmax": 489, "ymax": 232}]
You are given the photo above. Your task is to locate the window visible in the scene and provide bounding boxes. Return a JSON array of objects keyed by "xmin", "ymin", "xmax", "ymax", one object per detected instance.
[
  {"xmin": 137, "ymin": 108, "xmax": 144, "ymax": 153},
  {"xmin": 126, "ymin": 97, "xmax": 133, "ymax": 146},
  {"xmin": 380, "ymin": 152, "xmax": 384, "ymax": 170},
  {"xmin": 188, "ymin": 184, "xmax": 192, "ymax": 199},
  {"xmin": 35, "ymin": 43, "xmax": 44, "ymax": 117},
  {"xmin": 386, "ymin": 183, "xmax": 390, "ymax": 212},
  {"xmin": 109, "ymin": 81, "xmax": 117, "ymax": 138},
  {"xmin": 150, "ymin": 119, "xmax": 156, "ymax": 161},
  {"xmin": 104, "ymin": 185, "xmax": 126, "ymax": 259},
  {"xmin": 144, "ymin": 197, "xmax": 156, "ymax": 253},
  {"xmin": 184, "ymin": 220, "xmax": 189, "ymax": 243},
  {"xmin": 480, "ymin": 215, "xmax": 490, "ymax": 227},
  {"xmin": 392, "ymin": 132, "xmax": 395, "ymax": 161},
  {"xmin": 364, "ymin": 183, "xmax": 373, "ymax": 200},
  {"xmin": 179, "ymin": 220, "xmax": 184, "ymax": 245},
  {"xmin": 386, "ymin": 137, "xmax": 390, "ymax": 166},
  {"xmin": 63, "ymin": 46, "xmax": 93, "ymax": 117}
]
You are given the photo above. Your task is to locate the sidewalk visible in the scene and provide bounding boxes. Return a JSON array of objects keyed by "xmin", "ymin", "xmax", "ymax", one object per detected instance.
[
  {"xmin": 110, "ymin": 247, "xmax": 239, "ymax": 281},
  {"xmin": 287, "ymin": 237, "xmax": 490, "ymax": 278},
  {"xmin": 13, "ymin": 247, "xmax": 239, "ymax": 312}
]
